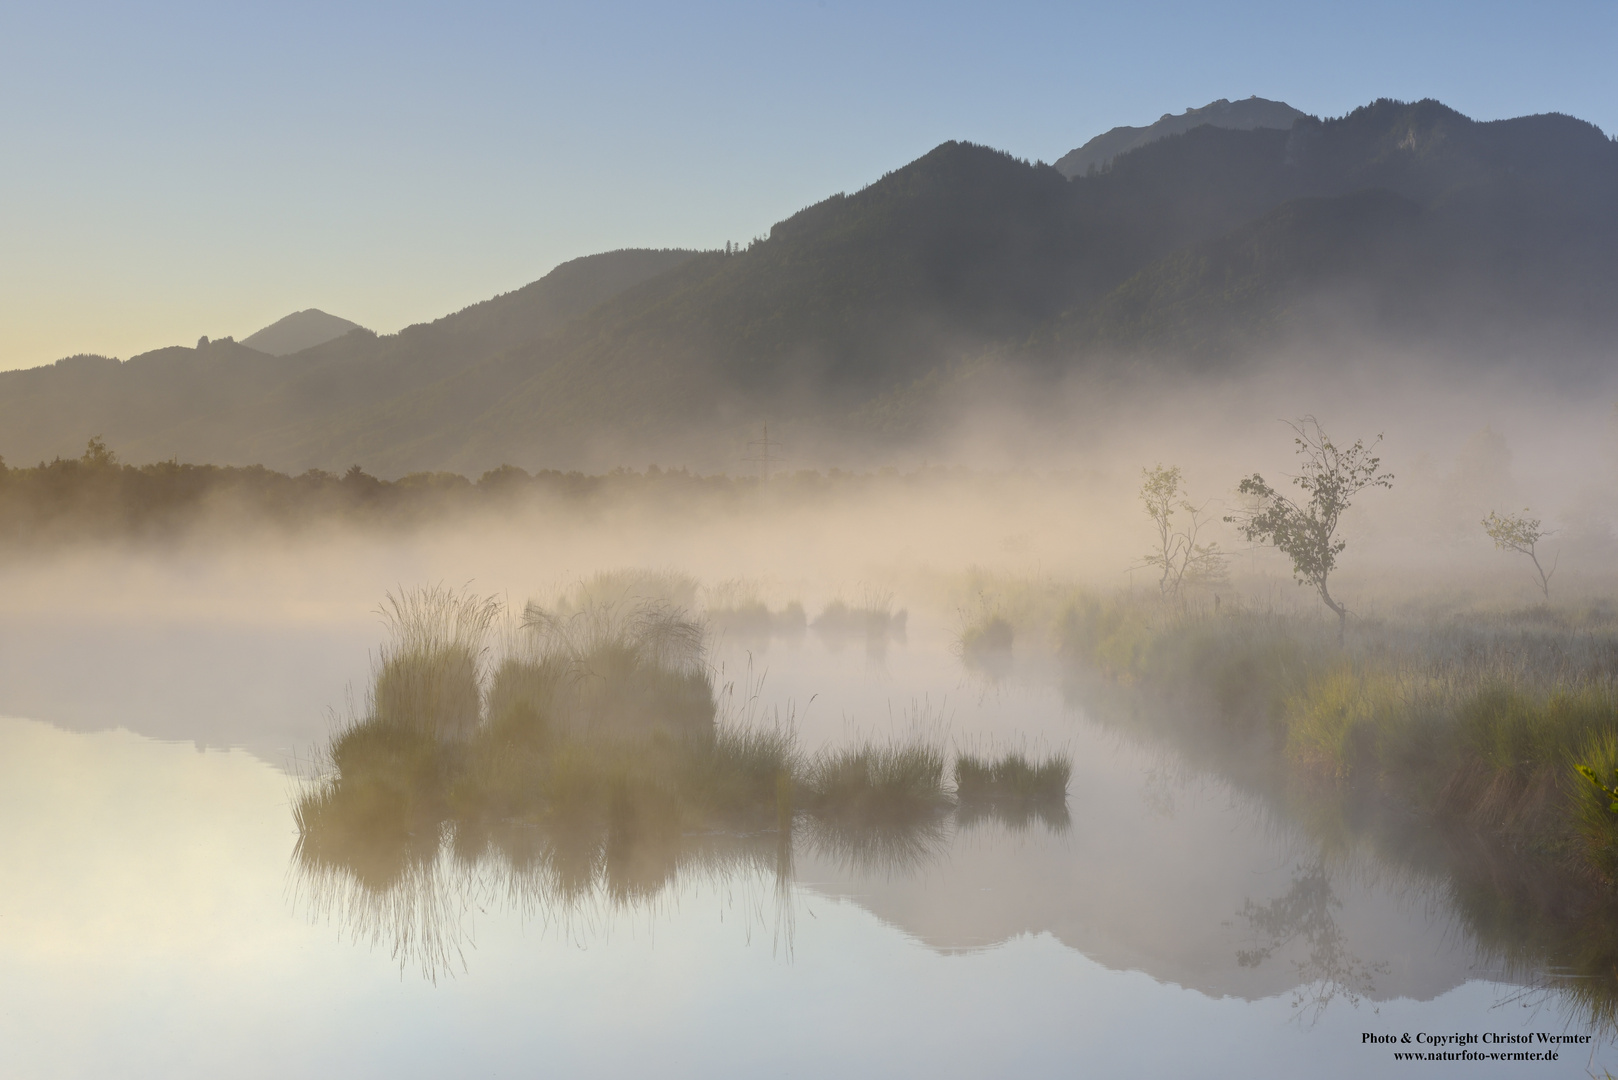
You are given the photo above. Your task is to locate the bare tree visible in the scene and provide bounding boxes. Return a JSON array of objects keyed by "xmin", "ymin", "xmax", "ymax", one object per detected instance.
[
  {"xmin": 1483, "ymin": 509, "xmax": 1557, "ymax": 599},
  {"xmin": 1226, "ymin": 418, "xmax": 1393, "ymax": 643},
  {"xmin": 1138, "ymin": 464, "xmax": 1225, "ymax": 600}
]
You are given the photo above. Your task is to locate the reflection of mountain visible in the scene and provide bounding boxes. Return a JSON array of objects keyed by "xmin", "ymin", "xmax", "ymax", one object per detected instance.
[
  {"xmin": 0, "ymin": 600, "xmax": 1554, "ymax": 1011},
  {"xmin": 0, "ymin": 616, "xmax": 372, "ymax": 766},
  {"xmin": 796, "ymin": 783, "xmax": 1501, "ymax": 1004}
]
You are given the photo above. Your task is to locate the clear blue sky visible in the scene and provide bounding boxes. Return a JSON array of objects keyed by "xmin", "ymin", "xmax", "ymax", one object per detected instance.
[{"xmin": 2, "ymin": 0, "xmax": 1613, "ymax": 369}]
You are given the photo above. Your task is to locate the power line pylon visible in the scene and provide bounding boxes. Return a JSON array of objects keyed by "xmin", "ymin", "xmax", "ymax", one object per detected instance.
[{"xmin": 744, "ymin": 424, "xmax": 783, "ymax": 481}]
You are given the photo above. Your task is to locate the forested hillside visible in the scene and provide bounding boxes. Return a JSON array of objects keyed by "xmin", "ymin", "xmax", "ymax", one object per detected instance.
[{"xmin": 3, "ymin": 98, "xmax": 1614, "ymax": 475}]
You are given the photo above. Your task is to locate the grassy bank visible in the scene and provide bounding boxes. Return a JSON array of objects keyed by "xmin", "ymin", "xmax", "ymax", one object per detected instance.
[
  {"xmin": 1056, "ymin": 591, "xmax": 1618, "ymax": 1025},
  {"xmin": 1059, "ymin": 594, "xmax": 1618, "ymax": 875}
]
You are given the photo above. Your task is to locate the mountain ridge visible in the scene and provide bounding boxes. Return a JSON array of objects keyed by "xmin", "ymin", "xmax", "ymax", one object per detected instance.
[
  {"xmin": 3, "ymin": 98, "xmax": 1615, "ymax": 475},
  {"xmin": 241, "ymin": 309, "xmax": 363, "ymax": 356},
  {"xmin": 1053, "ymin": 96, "xmax": 1309, "ymax": 178}
]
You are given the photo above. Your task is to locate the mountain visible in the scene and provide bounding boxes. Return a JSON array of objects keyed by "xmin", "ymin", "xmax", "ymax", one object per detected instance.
[
  {"xmin": 1053, "ymin": 96, "xmax": 1308, "ymax": 178},
  {"xmin": 0, "ymin": 248, "xmax": 696, "ymax": 468},
  {"xmin": 2, "ymin": 98, "xmax": 1615, "ymax": 475},
  {"xmin": 241, "ymin": 309, "xmax": 363, "ymax": 356},
  {"xmin": 1043, "ymin": 100, "xmax": 1618, "ymax": 365}
]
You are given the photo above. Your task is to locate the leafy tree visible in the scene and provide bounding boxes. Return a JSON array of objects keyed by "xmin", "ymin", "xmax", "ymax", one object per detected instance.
[
  {"xmin": 1138, "ymin": 464, "xmax": 1225, "ymax": 599},
  {"xmin": 1482, "ymin": 508, "xmax": 1556, "ymax": 599},
  {"xmin": 81, "ymin": 435, "xmax": 117, "ymax": 469},
  {"xmin": 1226, "ymin": 418, "xmax": 1393, "ymax": 642}
]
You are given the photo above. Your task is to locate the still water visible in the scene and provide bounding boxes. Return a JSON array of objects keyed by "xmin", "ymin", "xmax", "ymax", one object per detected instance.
[{"xmin": 0, "ymin": 551, "xmax": 1609, "ymax": 1078}]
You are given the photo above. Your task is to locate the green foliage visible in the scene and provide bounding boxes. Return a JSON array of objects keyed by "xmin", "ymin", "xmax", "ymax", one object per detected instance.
[
  {"xmin": 80, "ymin": 435, "xmax": 116, "ymax": 468},
  {"xmin": 1058, "ymin": 595, "xmax": 1159, "ymax": 684},
  {"xmin": 1227, "ymin": 418, "xmax": 1392, "ymax": 637},
  {"xmin": 1061, "ymin": 588, "xmax": 1618, "ymax": 884},
  {"xmin": 1138, "ymin": 463, "xmax": 1226, "ymax": 598},
  {"xmin": 1283, "ymin": 665, "xmax": 1411, "ymax": 781},
  {"xmin": 1575, "ymin": 732, "xmax": 1618, "ymax": 881},
  {"xmin": 1483, "ymin": 508, "xmax": 1557, "ymax": 598}
]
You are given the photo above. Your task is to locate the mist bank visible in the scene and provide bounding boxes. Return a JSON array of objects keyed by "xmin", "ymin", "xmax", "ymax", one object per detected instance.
[
  {"xmin": 8, "ymin": 372, "xmax": 1618, "ymax": 614},
  {"xmin": 2, "ymin": 99, "xmax": 1616, "ymax": 475}
]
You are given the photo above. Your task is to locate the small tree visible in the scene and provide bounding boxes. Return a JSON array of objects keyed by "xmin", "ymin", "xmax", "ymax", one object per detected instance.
[
  {"xmin": 1138, "ymin": 464, "xmax": 1225, "ymax": 599},
  {"xmin": 1483, "ymin": 509, "xmax": 1556, "ymax": 599},
  {"xmin": 1226, "ymin": 418, "xmax": 1393, "ymax": 642},
  {"xmin": 81, "ymin": 435, "xmax": 117, "ymax": 469}
]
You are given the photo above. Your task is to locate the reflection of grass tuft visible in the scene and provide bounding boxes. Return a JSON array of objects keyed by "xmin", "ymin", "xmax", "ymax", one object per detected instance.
[
  {"xmin": 953, "ymin": 749, "xmax": 1071, "ymax": 832},
  {"xmin": 293, "ymin": 582, "xmax": 1068, "ymax": 976},
  {"xmin": 954, "ymin": 749, "xmax": 1070, "ymax": 801}
]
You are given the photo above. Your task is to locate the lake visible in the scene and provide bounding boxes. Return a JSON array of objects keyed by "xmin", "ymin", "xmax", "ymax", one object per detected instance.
[{"xmin": 0, "ymin": 540, "xmax": 1607, "ymax": 1078}]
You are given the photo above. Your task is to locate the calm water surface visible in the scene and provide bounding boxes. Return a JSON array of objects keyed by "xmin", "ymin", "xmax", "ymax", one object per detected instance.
[{"xmin": 0, "ymin": 577, "xmax": 1609, "ymax": 1078}]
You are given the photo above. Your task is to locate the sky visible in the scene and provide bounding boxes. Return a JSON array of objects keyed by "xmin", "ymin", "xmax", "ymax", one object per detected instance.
[{"xmin": 1, "ymin": 0, "xmax": 1614, "ymax": 371}]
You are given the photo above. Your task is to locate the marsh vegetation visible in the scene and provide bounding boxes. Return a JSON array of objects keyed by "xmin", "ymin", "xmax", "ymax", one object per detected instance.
[
  {"xmin": 292, "ymin": 581, "xmax": 1070, "ymax": 975},
  {"xmin": 1033, "ymin": 588, "xmax": 1618, "ymax": 1026}
]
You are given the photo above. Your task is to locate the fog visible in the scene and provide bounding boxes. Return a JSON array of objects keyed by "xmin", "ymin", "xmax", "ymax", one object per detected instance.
[{"xmin": 6, "ymin": 343, "xmax": 1618, "ymax": 1077}]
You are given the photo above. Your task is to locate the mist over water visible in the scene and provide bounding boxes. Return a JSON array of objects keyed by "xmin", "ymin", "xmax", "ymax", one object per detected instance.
[{"xmin": 5, "ymin": 364, "xmax": 1618, "ymax": 1076}]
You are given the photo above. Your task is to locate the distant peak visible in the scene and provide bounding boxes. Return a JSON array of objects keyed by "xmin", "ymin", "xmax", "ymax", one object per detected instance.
[
  {"xmin": 1055, "ymin": 96, "xmax": 1309, "ymax": 179},
  {"xmin": 241, "ymin": 308, "xmax": 365, "ymax": 356}
]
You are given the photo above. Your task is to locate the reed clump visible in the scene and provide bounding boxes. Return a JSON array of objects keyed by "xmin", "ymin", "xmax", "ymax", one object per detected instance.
[
  {"xmin": 812, "ymin": 593, "xmax": 908, "ymax": 643},
  {"xmin": 372, "ymin": 587, "xmax": 501, "ymax": 738},
  {"xmin": 961, "ymin": 615, "xmax": 1013, "ymax": 653},
  {"xmin": 802, "ymin": 738, "xmax": 950, "ymax": 821},
  {"xmin": 954, "ymin": 749, "xmax": 1070, "ymax": 801},
  {"xmin": 952, "ymin": 749, "xmax": 1072, "ymax": 831},
  {"xmin": 297, "ymin": 584, "xmax": 1069, "ymax": 926},
  {"xmin": 702, "ymin": 579, "xmax": 807, "ymax": 639}
]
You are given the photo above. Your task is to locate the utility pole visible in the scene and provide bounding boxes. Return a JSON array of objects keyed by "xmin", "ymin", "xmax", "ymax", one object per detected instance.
[{"xmin": 744, "ymin": 425, "xmax": 783, "ymax": 481}]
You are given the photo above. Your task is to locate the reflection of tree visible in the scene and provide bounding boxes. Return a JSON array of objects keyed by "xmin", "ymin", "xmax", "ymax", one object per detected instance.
[{"xmin": 1232, "ymin": 859, "xmax": 1387, "ymax": 1023}]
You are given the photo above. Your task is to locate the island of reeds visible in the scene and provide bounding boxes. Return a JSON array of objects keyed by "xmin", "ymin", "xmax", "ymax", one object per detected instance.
[{"xmin": 292, "ymin": 581, "xmax": 1069, "ymax": 973}]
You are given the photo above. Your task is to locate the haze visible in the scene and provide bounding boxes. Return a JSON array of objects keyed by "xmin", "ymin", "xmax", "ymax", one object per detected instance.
[
  {"xmin": 4, "ymin": 0, "xmax": 1616, "ymax": 369},
  {"xmin": 7, "ymin": 5, "xmax": 1618, "ymax": 1077}
]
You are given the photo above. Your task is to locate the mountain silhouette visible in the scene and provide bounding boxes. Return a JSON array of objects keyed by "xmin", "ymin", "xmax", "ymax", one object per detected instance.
[
  {"xmin": 1053, "ymin": 95, "xmax": 1308, "ymax": 178},
  {"xmin": 2, "ymin": 98, "xmax": 1614, "ymax": 474},
  {"xmin": 241, "ymin": 310, "xmax": 364, "ymax": 356}
]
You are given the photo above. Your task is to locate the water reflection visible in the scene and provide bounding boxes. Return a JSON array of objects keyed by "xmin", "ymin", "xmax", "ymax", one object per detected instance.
[
  {"xmin": 292, "ymin": 789, "xmax": 1082, "ymax": 979},
  {"xmin": 291, "ymin": 586, "xmax": 1069, "ymax": 979},
  {"xmin": 1064, "ymin": 667, "xmax": 1618, "ymax": 1037},
  {"xmin": 1232, "ymin": 860, "xmax": 1388, "ymax": 1024}
]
